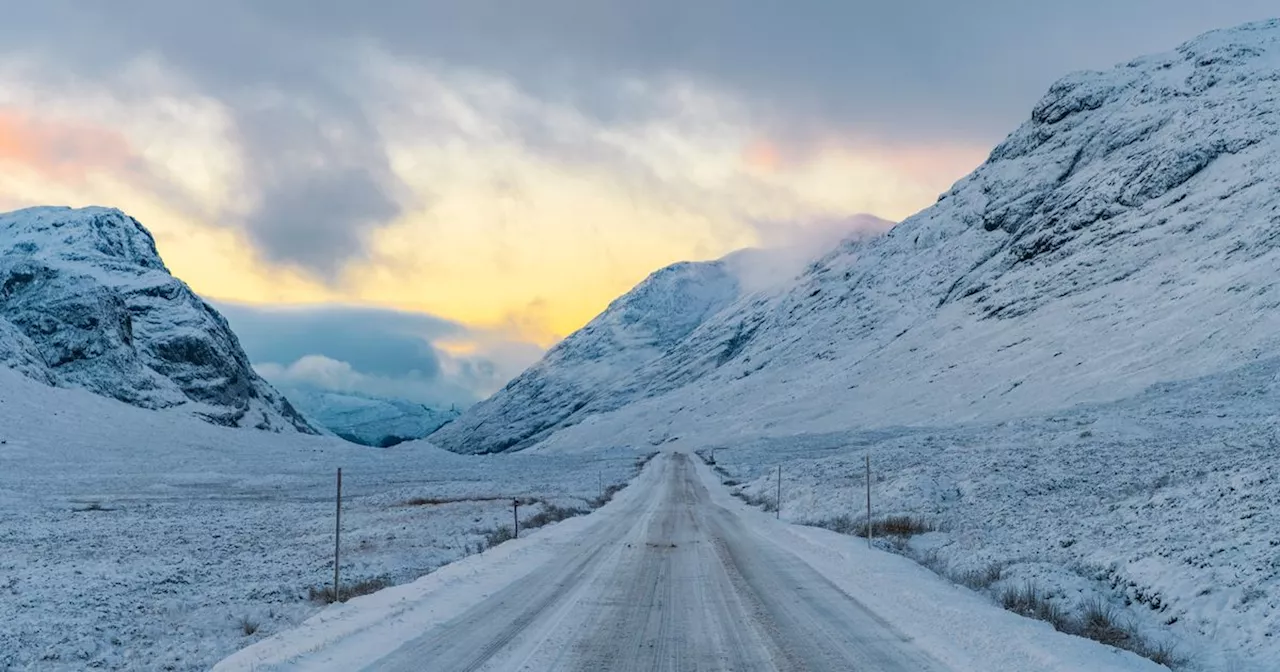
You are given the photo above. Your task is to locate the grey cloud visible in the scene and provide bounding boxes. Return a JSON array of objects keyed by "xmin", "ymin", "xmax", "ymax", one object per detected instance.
[
  {"xmin": 213, "ymin": 302, "xmax": 543, "ymax": 406},
  {"xmin": 0, "ymin": 0, "xmax": 1275, "ymax": 271},
  {"xmin": 727, "ymin": 214, "xmax": 896, "ymax": 293},
  {"xmin": 214, "ymin": 302, "xmax": 459, "ymax": 378},
  {"xmin": 0, "ymin": 1, "xmax": 407, "ymax": 279},
  {"xmin": 10, "ymin": 2, "xmax": 1278, "ymax": 142},
  {"xmin": 146, "ymin": 0, "xmax": 1276, "ymax": 142},
  {"xmin": 243, "ymin": 166, "xmax": 401, "ymax": 275}
]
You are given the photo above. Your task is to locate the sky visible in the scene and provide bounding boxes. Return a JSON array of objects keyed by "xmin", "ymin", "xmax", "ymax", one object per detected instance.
[{"xmin": 0, "ymin": 1, "xmax": 1275, "ymax": 407}]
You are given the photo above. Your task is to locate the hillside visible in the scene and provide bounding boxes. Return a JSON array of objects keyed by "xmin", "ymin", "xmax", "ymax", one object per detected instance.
[
  {"xmin": 444, "ymin": 19, "xmax": 1280, "ymax": 454},
  {"xmin": 427, "ymin": 256, "xmax": 746, "ymax": 453},
  {"xmin": 426, "ymin": 218, "xmax": 880, "ymax": 454},
  {"xmin": 0, "ymin": 206, "xmax": 315, "ymax": 433}
]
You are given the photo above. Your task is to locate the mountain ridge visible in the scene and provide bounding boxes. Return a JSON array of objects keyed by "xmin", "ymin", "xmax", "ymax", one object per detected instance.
[
  {"xmin": 436, "ymin": 18, "xmax": 1280, "ymax": 453},
  {"xmin": 0, "ymin": 205, "xmax": 317, "ymax": 433},
  {"xmin": 429, "ymin": 220, "xmax": 891, "ymax": 453},
  {"xmin": 282, "ymin": 386, "xmax": 461, "ymax": 447}
]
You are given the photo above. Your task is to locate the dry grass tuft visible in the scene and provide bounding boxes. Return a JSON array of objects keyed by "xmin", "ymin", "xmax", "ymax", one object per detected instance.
[{"xmin": 308, "ymin": 576, "xmax": 392, "ymax": 604}]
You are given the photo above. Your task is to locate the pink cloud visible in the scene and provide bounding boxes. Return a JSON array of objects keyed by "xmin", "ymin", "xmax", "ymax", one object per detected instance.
[{"xmin": 0, "ymin": 108, "xmax": 138, "ymax": 182}]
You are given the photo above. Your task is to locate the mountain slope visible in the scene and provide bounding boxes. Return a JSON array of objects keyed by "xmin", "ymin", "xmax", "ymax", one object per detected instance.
[
  {"xmin": 446, "ymin": 19, "xmax": 1280, "ymax": 453},
  {"xmin": 283, "ymin": 387, "xmax": 460, "ymax": 446},
  {"xmin": 428, "ymin": 257, "xmax": 745, "ymax": 453},
  {"xmin": 0, "ymin": 206, "xmax": 316, "ymax": 433},
  {"xmin": 430, "ymin": 220, "xmax": 890, "ymax": 454}
]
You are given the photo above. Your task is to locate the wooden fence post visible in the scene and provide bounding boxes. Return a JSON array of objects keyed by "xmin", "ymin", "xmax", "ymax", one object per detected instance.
[
  {"xmin": 865, "ymin": 455, "xmax": 872, "ymax": 548},
  {"xmin": 334, "ymin": 467, "xmax": 342, "ymax": 601},
  {"xmin": 513, "ymin": 499, "xmax": 520, "ymax": 538},
  {"xmin": 776, "ymin": 465, "xmax": 782, "ymax": 520}
]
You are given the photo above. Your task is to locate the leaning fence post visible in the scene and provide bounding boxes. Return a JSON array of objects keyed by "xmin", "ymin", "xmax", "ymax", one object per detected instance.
[
  {"xmin": 334, "ymin": 467, "xmax": 343, "ymax": 602},
  {"xmin": 512, "ymin": 499, "xmax": 520, "ymax": 538}
]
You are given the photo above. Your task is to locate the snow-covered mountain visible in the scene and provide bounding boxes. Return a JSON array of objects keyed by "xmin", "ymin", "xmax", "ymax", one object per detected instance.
[
  {"xmin": 428, "ymin": 257, "xmax": 744, "ymax": 453},
  {"xmin": 429, "ymin": 220, "xmax": 890, "ymax": 454},
  {"xmin": 438, "ymin": 19, "xmax": 1280, "ymax": 454},
  {"xmin": 282, "ymin": 387, "xmax": 460, "ymax": 446},
  {"xmin": 0, "ymin": 206, "xmax": 316, "ymax": 433}
]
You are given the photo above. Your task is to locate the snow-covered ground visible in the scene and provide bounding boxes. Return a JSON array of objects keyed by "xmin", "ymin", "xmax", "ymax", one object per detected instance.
[
  {"xmin": 0, "ymin": 367, "xmax": 645, "ymax": 671},
  {"xmin": 700, "ymin": 356, "xmax": 1280, "ymax": 672}
]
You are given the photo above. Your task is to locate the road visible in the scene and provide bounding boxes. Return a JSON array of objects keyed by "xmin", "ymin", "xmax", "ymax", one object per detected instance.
[{"xmin": 363, "ymin": 452, "xmax": 949, "ymax": 671}]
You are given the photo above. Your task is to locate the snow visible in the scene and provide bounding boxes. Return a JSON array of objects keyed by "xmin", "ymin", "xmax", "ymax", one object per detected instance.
[
  {"xmin": 430, "ymin": 255, "xmax": 746, "ymax": 453},
  {"xmin": 8, "ymin": 17, "xmax": 1280, "ymax": 672},
  {"xmin": 213, "ymin": 459, "xmax": 668, "ymax": 672},
  {"xmin": 0, "ymin": 205, "xmax": 314, "ymax": 433},
  {"xmin": 0, "ymin": 367, "xmax": 645, "ymax": 671},
  {"xmin": 214, "ymin": 453, "xmax": 1163, "ymax": 672},
  {"xmin": 704, "ymin": 355, "xmax": 1280, "ymax": 671},
  {"xmin": 280, "ymin": 387, "xmax": 461, "ymax": 446},
  {"xmin": 430, "ymin": 219, "xmax": 890, "ymax": 455}
]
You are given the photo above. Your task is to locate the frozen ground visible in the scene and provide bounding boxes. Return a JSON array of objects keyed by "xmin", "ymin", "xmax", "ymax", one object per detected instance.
[
  {"xmin": 0, "ymin": 368, "xmax": 645, "ymax": 671},
  {"xmin": 217, "ymin": 453, "xmax": 1161, "ymax": 672},
  {"xmin": 701, "ymin": 356, "xmax": 1280, "ymax": 672}
]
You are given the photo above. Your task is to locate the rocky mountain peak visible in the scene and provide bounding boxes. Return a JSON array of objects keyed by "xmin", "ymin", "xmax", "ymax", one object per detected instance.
[{"xmin": 0, "ymin": 206, "xmax": 316, "ymax": 433}]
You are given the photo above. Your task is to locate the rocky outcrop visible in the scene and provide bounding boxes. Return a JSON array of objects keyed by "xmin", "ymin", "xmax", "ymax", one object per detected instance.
[{"xmin": 0, "ymin": 206, "xmax": 316, "ymax": 433}]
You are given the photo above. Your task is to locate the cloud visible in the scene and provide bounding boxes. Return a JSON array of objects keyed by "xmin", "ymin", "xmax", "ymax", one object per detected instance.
[
  {"xmin": 345, "ymin": 55, "xmax": 987, "ymax": 338},
  {"xmin": 243, "ymin": 166, "xmax": 401, "ymax": 277},
  {"xmin": 749, "ymin": 213, "xmax": 895, "ymax": 252},
  {"xmin": 254, "ymin": 356, "xmax": 472, "ymax": 407},
  {"xmin": 0, "ymin": 2, "xmax": 409, "ymax": 280},
  {"xmin": 0, "ymin": 108, "xmax": 137, "ymax": 181},
  {"xmin": 10, "ymin": 0, "xmax": 1265, "ymax": 144},
  {"xmin": 0, "ymin": 0, "xmax": 1273, "ymax": 344},
  {"xmin": 215, "ymin": 302, "xmax": 457, "ymax": 378},
  {"xmin": 0, "ymin": 7, "xmax": 989, "ymax": 352},
  {"xmin": 214, "ymin": 301, "xmax": 542, "ymax": 406},
  {"xmin": 727, "ymin": 214, "xmax": 896, "ymax": 293}
]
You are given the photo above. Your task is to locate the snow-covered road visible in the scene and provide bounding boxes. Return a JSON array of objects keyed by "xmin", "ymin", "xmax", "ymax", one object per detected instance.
[
  {"xmin": 367, "ymin": 452, "xmax": 944, "ymax": 671},
  {"xmin": 218, "ymin": 452, "xmax": 1162, "ymax": 672}
]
